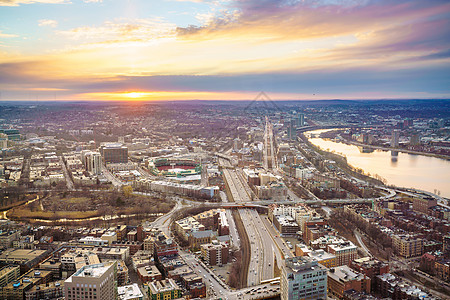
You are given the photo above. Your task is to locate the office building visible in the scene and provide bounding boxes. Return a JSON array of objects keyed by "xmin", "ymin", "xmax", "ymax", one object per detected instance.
[
  {"xmin": 0, "ymin": 269, "xmax": 52, "ymax": 300},
  {"xmin": 287, "ymin": 119, "xmax": 296, "ymax": 141},
  {"xmin": 25, "ymin": 280, "xmax": 64, "ymax": 300},
  {"xmin": 391, "ymin": 130, "xmax": 400, "ymax": 148},
  {"xmin": 327, "ymin": 265, "xmax": 371, "ymax": 299},
  {"xmin": 79, "ymin": 236, "xmax": 109, "ymax": 246},
  {"xmin": 64, "ymin": 262, "xmax": 117, "ymax": 300},
  {"xmin": 307, "ymin": 250, "xmax": 336, "ymax": 268},
  {"xmin": 0, "ymin": 230, "xmax": 20, "ymax": 248},
  {"xmin": 0, "ymin": 265, "xmax": 20, "ymax": 288},
  {"xmin": 84, "ymin": 151, "xmax": 102, "ymax": 175},
  {"xmin": 302, "ymin": 219, "xmax": 327, "ymax": 244},
  {"xmin": 295, "ymin": 244, "xmax": 311, "ymax": 257},
  {"xmin": 392, "ymin": 234, "xmax": 423, "ymax": 258},
  {"xmin": 100, "ymin": 143, "xmax": 128, "ymax": 164},
  {"xmin": 0, "ymin": 129, "xmax": 20, "ymax": 141},
  {"xmin": 273, "ymin": 215, "xmax": 300, "ymax": 236},
  {"xmin": 186, "ymin": 281, "xmax": 206, "ymax": 299},
  {"xmin": 410, "ymin": 133, "xmax": 421, "ymax": 146},
  {"xmin": 101, "ymin": 231, "xmax": 117, "ymax": 246},
  {"xmin": 174, "ymin": 217, "xmax": 205, "ymax": 242},
  {"xmin": 143, "ymin": 236, "xmax": 155, "ymax": 252},
  {"xmin": 298, "ymin": 113, "xmax": 305, "ymax": 127},
  {"xmin": 200, "ymin": 240, "xmax": 229, "ymax": 266},
  {"xmin": 40, "ymin": 257, "xmax": 62, "ymax": 279},
  {"xmin": 281, "ymin": 256, "xmax": 327, "ymax": 300},
  {"xmin": 0, "ymin": 249, "xmax": 50, "ymax": 274},
  {"xmin": 327, "ymin": 242, "xmax": 358, "ymax": 266}
]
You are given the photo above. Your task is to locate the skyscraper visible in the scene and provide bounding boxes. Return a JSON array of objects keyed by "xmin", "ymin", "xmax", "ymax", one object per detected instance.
[
  {"xmin": 287, "ymin": 119, "xmax": 296, "ymax": 141},
  {"xmin": 64, "ymin": 262, "xmax": 117, "ymax": 300},
  {"xmin": 281, "ymin": 256, "xmax": 327, "ymax": 300},
  {"xmin": 100, "ymin": 143, "xmax": 128, "ymax": 164},
  {"xmin": 391, "ymin": 130, "xmax": 400, "ymax": 148},
  {"xmin": 298, "ymin": 113, "xmax": 305, "ymax": 127},
  {"xmin": 84, "ymin": 152, "xmax": 102, "ymax": 175},
  {"xmin": 410, "ymin": 133, "xmax": 421, "ymax": 146}
]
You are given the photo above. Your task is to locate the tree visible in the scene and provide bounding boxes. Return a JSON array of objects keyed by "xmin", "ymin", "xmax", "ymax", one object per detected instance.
[{"xmin": 122, "ymin": 185, "xmax": 133, "ymax": 198}]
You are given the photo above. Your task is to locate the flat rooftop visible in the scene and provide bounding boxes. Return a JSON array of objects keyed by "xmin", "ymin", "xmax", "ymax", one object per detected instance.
[
  {"xmin": 0, "ymin": 249, "xmax": 47, "ymax": 261},
  {"xmin": 66, "ymin": 262, "xmax": 114, "ymax": 282},
  {"xmin": 118, "ymin": 284, "xmax": 144, "ymax": 300}
]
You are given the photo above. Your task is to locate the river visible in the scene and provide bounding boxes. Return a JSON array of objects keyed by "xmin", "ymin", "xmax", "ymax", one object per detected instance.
[{"xmin": 306, "ymin": 130, "xmax": 450, "ymax": 198}]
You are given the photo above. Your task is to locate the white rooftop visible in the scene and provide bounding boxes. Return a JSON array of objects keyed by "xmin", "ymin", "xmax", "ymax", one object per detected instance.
[
  {"xmin": 118, "ymin": 284, "xmax": 144, "ymax": 300},
  {"xmin": 66, "ymin": 263, "xmax": 113, "ymax": 282}
]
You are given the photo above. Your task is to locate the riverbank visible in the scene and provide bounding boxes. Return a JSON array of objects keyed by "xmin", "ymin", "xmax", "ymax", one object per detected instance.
[
  {"xmin": 8, "ymin": 211, "xmax": 162, "ymax": 225},
  {"xmin": 338, "ymin": 136, "xmax": 450, "ymax": 161},
  {"xmin": 299, "ymin": 133, "xmax": 385, "ymax": 186},
  {"xmin": 305, "ymin": 130, "xmax": 450, "ymax": 198}
]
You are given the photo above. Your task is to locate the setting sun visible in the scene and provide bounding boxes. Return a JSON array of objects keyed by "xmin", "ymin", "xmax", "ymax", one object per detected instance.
[{"xmin": 125, "ymin": 92, "xmax": 144, "ymax": 99}]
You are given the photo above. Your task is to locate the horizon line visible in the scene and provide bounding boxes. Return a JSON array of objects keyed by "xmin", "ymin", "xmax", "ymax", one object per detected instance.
[{"xmin": 1, "ymin": 98, "xmax": 450, "ymax": 103}]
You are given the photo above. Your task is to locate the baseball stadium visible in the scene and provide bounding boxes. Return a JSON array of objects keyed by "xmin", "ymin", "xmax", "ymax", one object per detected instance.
[{"xmin": 146, "ymin": 157, "xmax": 202, "ymax": 178}]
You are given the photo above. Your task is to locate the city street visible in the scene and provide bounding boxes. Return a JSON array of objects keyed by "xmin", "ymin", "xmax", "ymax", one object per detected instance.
[{"xmin": 59, "ymin": 156, "xmax": 75, "ymax": 190}]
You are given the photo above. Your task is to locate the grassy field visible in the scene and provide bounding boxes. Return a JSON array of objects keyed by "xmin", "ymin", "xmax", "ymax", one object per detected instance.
[
  {"xmin": 8, "ymin": 190, "xmax": 174, "ymax": 222},
  {"xmin": 8, "ymin": 206, "xmax": 99, "ymax": 220}
]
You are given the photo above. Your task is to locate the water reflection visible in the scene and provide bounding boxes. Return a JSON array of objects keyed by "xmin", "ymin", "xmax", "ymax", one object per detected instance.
[
  {"xmin": 358, "ymin": 146, "xmax": 375, "ymax": 154},
  {"xmin": 307, "ymin": 131, "xmax": 450, "ymax": 198},
  {"xmin": 390, "ymin": 151, "xmax": 398, "ymax": 164}
]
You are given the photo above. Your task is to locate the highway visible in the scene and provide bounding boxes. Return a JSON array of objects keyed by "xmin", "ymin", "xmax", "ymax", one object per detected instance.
[
  {"xmin": 223, "ymin": 167, "xmax": 282, "ymax": 286},
  {"xmin": 220, "ymin": 191, "xmax": 241, "ymax": 249},
  {"xmin": 147, "ymin": 198, "xmax": 281, "ymax": 298},
  {"xmin": 148, "ymin": 197, "xmax": 235, "ymax": 297},
  {"xmin": 261, "ymin": 215, "xmax": 294, "ymax": 260}
]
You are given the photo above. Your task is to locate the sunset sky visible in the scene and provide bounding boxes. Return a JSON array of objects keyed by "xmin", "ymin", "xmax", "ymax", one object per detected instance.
[{"xmin": 0, "ymin": 0, "xmax": 449, "ymax": 101}]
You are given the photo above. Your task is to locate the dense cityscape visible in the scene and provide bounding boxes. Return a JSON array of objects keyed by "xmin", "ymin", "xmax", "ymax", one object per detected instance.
[
  {"xmin": 0, "ymin": 99, "xmax": 449, "ymax": 300},
  {"xmin": 1, "ymin": 0, "xmax": 450, "ymax": 299}
]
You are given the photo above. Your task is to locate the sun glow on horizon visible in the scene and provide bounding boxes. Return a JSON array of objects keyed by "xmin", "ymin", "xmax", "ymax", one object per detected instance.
[
  {"xmin": 124, "ymin": 92, "xmax": 144, "ymax": 98},
  {"xmin": 0, "ymin": 0, "xmax": 449, "ymax": 100},
  {"xmin": 74, "ymin": 91, "xmax": 311, "ymax": 101}
]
